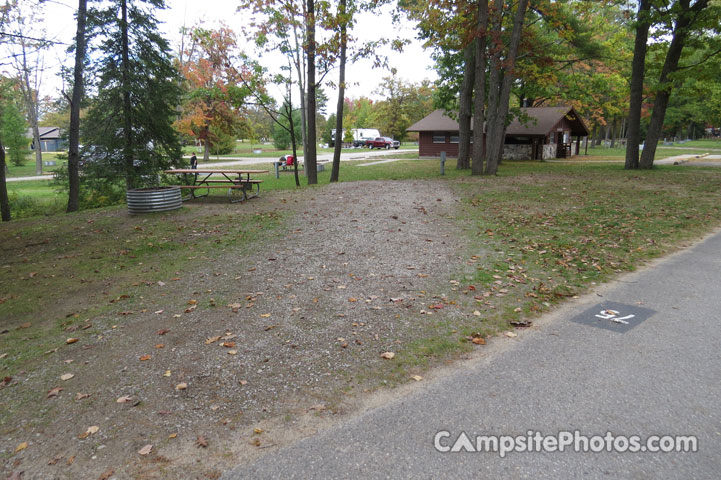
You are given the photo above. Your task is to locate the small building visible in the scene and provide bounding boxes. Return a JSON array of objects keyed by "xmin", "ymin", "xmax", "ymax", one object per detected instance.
[
  {"xmin": 406, "ymin": 106, "xmax": 589, "ymax": 160},
  {"xmin": 29, "ymin": 127, "xmax": 64, "ymax": 152}
]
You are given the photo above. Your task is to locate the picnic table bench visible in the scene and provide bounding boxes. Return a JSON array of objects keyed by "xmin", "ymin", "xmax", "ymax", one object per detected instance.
[{"xmin": 164, "ymin": 169, "xmax": 268, "ymax": 203}]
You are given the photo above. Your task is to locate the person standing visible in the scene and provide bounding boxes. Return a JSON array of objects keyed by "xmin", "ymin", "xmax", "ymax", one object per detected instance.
[{"xmin": 190, "ymin": 153, "xmax": 198, "ymax": 169}]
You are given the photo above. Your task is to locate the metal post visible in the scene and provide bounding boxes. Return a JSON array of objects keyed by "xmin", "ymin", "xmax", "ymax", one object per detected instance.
[
  {"xmin": 440, "ymin": 151, "xmax": 446, "ymax": 175},
  {"xmin": 274, "ymin": 162, "xmax": 279, "ymax": 179}
]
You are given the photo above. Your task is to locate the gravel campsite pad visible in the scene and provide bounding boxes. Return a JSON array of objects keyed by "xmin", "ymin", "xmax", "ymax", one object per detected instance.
[{"xmin": 2, "ymin": 180, "xmax": 470, "ymax": 479}]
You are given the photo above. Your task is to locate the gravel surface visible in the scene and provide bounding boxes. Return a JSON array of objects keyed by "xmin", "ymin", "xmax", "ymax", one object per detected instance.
[{"xmin": 2, "ymin": 179, "xmax": 471, "ymax": 479}]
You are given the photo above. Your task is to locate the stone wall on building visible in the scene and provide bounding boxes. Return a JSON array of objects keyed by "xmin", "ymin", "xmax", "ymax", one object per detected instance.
[
  {"xmin": 543, "ymin": 144, "xmax": 556, "ymax": 160},
  {"xmin": 502, "ymin": 144, "xmax": 532, "ymax": 161}
]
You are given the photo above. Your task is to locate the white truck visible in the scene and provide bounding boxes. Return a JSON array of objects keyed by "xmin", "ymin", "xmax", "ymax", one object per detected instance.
[{"xmin": 330, "ymin": 128, "xmax": 381, "ymax": 148}]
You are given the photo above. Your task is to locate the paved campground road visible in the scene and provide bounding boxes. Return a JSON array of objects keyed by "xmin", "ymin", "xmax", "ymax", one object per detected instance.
[
  {"xmin": 223, "ymin": 228, "xmax": 721, "ymax": 479},
  {"xmin": 5, "ymin": 149, "xmax": 416, "ymax": 183}
]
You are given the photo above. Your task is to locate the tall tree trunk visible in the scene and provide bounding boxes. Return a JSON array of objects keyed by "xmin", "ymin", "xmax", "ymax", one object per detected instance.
[
  {"xmin": 292, "ymin": 21, "xmax": 308, "ymax": 163},
  {"xmin": 625, "ymin": 0, "xmax": 650, "ymax": 169},
  {"xmin": 481, "ymin": 3, "xmax": 503, "ymax": 175},
  {"xmin": 285, "ymin": 89, "xmax": 301, "ymax": 187},
  {"xmin": 471, "ymin": 0, "xmax": 489, "ymax": 176},
  {"xmin": 0, "ymin": 136, "xmax": 10, "ymax": 221},
  {"xmin": 305, "ymin": 0, "xmax": 318, "ymax": 184},
  {"xmin": 203, "ymin": 135, "xmax": 210, "ymax": 162},
  {"xmin": 121, "ymin": 0, "xmax": 134, "ymax": 189},
  {"xmin": 457, "ymin": 42, "xmax": 475, "ymax": 170},
  {"xmin": 602, "ymin": 122, "xmax": 608, "ymax": 148},
  {"xmin": 485, "ymin": 0, "xmax": 529, "ymax": 175},
  {"xmin": 18, "ymin": 39, "xmax": 43, "ymax": 175},
  {"xmin": 640, "ymin": 0, "xmax": 707, "ymax": 169},
  {"xmin": 330, "ymin": 0, "xmax": 347, "ymax": 183},
  {"xmin": 67, "ymin": 0, "xmax": 87, "ymax": 213}
]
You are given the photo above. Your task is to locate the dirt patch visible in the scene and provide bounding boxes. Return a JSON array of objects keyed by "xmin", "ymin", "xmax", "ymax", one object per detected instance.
[{"xmin": 1, "ymin": 180, "xmax": 468, "ymax": 479}]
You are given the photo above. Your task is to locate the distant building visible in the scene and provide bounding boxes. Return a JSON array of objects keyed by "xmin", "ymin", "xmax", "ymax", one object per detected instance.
[
  {"xmin": 406, "ymin": 106, "xmax": 589, "ymax": 160},
  {"xmin": 29, "ymin": 127, "xmax": 65, "ymax": 152}
]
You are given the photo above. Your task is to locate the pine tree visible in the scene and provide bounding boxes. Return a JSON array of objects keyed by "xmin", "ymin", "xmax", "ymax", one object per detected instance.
[{"xmin": 83, "ymin": 0, "xmax": 182, "ymax": 190}]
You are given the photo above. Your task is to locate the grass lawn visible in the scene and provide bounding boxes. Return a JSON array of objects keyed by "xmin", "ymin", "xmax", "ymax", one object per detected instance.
[
  {"xmin": 182, "ymin": 141, "xmax": 415, "ymax": 160},
  {"xmin": 4, "ymin": 152, "xmax": 65, "ymax": 178},
  {"xmin": 3, "ymin": 160, "xmax": 721, "ymax": 476}
]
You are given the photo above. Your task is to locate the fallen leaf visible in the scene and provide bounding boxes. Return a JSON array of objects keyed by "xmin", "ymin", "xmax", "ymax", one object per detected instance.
[
  {"xmin": 60, "ymin": 373, "xmax": 74, "ymax": 381},
  {"xmin": 67, "ymin": 455, "xmax": 75, "ymax": 465},
  {"xmin": 75, "ymin": 393, "xmax": 90, "ymax": 400},
  {"xmin": 175, "ymin": 382, "xmax": 187, "ymax": 391},
  {"xmin": 139, "ymin": 355, "xmax": 152, "ymax": 361},
  {"xmin": 263, "ymin": 325, "xmax": 277, "ymax": 331},
  {"xmin": 15, "ymin": 441, "xmax": 28, "ymax": 452},
  {"xmin": 473, "ymin": 311, "xmax": 481, "ymax": 317},
  {"xmin": 185, "ymin": 305, "xmax": 197, "ymax": 313},
  {"xmin": 205, "ymin": 336, "xmax": 221, "ymax": 344},
  {"xmin": 155, "ymin": 344, "xmax": 164, "ymax": 349},
  {"xmin": 411, "ymin": 375, "xmax": 423, "ymax": 381},
  {"xmin": 253, "ymin": 428, "xmax": 264, "ymax": 434},
  {"xmin": 472, "ymin": 337, "xmax": 486, "ymax": 345},
  {"xmin": 221, "ymin": 341, "xmax": 236, "ymax": 348},
  {"xmin": 187, "ymin": 299, "xmax": 198, "ymax": 305},
  {"xmin": 138, "ymin": 444, "xmax": 153, "ymax": 456},
  {"xmin": 510, "ymin": 320, "xmax": 533, "ymax": 328},
  {"xmin": 0, "ymin": 353, "xmax": 7, "ymax": 359},
  {"xmin": 504, "ymin": 331, "xmax": 518, "ymax": 338},
  {"xmin": 260, "ymin": 313, "xmax": 271, "ymax": 318},
  {"xmin": 380, "ymin": 352, "xmax": 395, "ymax": 360},
  {"xmin": 168, "ymin": 433, "xmax": 177, "ymax": 439},
  {"xmin": 309, "ymin": 404, "xmax": 326, "ymax": 411},
  {"xmin": 47, "ymin": 387, "xmax": 63, "ymax": 398},
  {"xmin": 48, "ymin": 455, "xmax": 62, "ymax": 465},
  {"xmin": 98, "ymin": 468, "xmax": 115, "ymax": 480},
  {"xmin": 163, "ymin": 370, "xmax": 171, "ymax": 377},
  {"xmin": 196, "ymin": 436, "xmax": 208, "ymax": 448},
  {"xmin": 78, "ymin": 425, "xmax": 99, "ymax": 439},
  {"xmin": 65, "ymin": 338, "xmax": 79, "ymax": 345},
  {"xmin": 116, "ymin": 395, "xmax": 133, "ymax": 404},
  {"xmin": 238, "ymin": 380, "xmax": 248, "ymax": 386},
  {"xmin": 228, "ymin": 303, "xmax": 242, "ymax": 313},
  {"xmin": 227, "ymin": 350, "xmax": 238, "ymax": 355},
  {"xmin": 348, "ymin": 297, "xmax": 358, "ymax": 303},
  {"xmin": 19, "ymin": 322, "xmax": 31, "ymax": 329},
  {"xmin": 156, "ymin": 328, "xmax": 170, "ymax": 335}
]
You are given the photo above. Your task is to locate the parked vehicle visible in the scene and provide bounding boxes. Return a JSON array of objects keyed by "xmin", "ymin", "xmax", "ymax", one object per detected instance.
[
  {"xmin": 330, "ymin": 128, "xmax": 381, "ymax": 147},
  {"xmin": 369, "ymin": 137, "xmax": 400, "ymax": 150}
]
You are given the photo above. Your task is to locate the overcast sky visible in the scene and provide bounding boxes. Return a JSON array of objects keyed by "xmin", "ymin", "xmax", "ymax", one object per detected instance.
[{"xmin": 7, "ymin": 0, "xmax": 438, "ymax": 112}]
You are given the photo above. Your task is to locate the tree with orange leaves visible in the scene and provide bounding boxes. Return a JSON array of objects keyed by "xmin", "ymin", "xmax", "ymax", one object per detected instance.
[{"xmin": 175, "ymin": 26, "xmax": 260, "ymax": 162}]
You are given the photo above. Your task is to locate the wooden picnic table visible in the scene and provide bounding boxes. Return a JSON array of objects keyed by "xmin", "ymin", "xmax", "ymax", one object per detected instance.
[{"xmin": 164, "ymin": 168, "xmax": 268, "ymax": 203}]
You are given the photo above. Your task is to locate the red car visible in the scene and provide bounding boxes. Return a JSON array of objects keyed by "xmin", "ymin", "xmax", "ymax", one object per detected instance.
[{"xmin": 369, "ymin": 137, "xmax": 400, "ymax": 149}]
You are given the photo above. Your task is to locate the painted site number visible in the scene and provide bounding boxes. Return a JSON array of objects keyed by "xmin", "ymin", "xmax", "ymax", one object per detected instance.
[
  {"xmin": 570, "ymin": 301, "xmax": 656, "ymax": 332},
  {"xmin": 595, "ymin": 309, "xmax": 635, "ymax": 325}
]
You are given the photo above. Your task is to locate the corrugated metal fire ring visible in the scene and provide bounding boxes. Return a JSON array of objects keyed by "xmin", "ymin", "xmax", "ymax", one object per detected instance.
[{"xmin": 126, "ymin": 186, "xmax": 182, "ymax": 215}]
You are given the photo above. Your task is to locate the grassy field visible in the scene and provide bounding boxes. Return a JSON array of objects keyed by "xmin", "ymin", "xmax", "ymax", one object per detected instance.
[
  {"xmin": 3, "ymin": 138, "xmax": 719, "ymax": 220},
  {"xmin": 4, "ymin": 160, "xmax": 721, "ymax": 476},
  {"xmin": 4, "ymin": 160, "xmax": 721, "ymax": 381},
  {"xmin": 182, "ymin": 140, "xmax": 416, "ymax": 160},
  {"xmin": 4, "ymin": 152, "xmax": 65, "ymax": 178}
]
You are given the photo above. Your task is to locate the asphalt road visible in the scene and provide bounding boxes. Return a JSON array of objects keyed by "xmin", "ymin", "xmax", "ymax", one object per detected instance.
[
  {"xmin": 223, "ymin": 228, "xmax": 721, "ymax": 480},
  {"xmin": 5, "ymin": 149, "xmax": 416, "ymax": 183}
]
